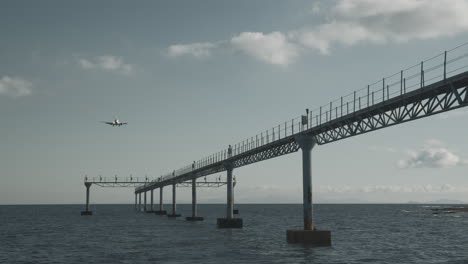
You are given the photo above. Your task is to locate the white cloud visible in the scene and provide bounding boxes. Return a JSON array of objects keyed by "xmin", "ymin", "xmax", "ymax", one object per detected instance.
[
  {"xmin": 167, "ymin": 42, "xmax": 217, "ymax": 58},
  {"xmin": 167, "ymin": 0, "xmax": 468, "ymax": 64},
  {"xmin": 78, "ymin": 56, "xmax": 133, "ymax": 74},
  {"xmin": 398, "ymin": 140, "xmax": 468, "ymax": 169},
  {"xmin": 294, "ymin": 0, "xmax": 468, "ymax": 54},
  {"xmin": 230, "ymin": 32, "xmax": 299, "ymax": 66},
  {"xmin": 0, "ymin": 76, "xmax": 32, "ymax": 97}
]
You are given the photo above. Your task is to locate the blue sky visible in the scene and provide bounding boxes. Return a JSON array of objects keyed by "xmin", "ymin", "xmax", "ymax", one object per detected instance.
[{"xmin": 2, "ymin": 0, "xmax": 468, "ymax": 204}]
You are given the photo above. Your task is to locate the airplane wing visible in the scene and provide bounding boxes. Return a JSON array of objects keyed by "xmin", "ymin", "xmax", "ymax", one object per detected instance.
[
  {"xmin": 121, "ymin": 122, "xmax": 128, "ymax": 125},
  {"xmin": 101, "ymin": 121, "xmax": 114, "ymax": 125}
]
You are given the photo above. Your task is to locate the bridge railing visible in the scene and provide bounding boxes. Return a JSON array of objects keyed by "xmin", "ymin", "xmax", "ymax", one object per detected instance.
[{"xmin": 154, "ymin": 42, "xmax": 468, "ymax": 185}]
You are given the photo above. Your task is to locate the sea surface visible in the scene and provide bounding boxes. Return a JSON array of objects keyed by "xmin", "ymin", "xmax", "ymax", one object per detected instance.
[{"xmin": 1, "ymin": 204, "xmax": 468, "ymax": 264}]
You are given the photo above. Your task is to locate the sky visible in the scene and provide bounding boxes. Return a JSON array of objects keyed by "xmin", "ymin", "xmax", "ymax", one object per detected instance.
[{"xmin": 2, "ymin": 0, "xmax": 468, "ymax": 205}]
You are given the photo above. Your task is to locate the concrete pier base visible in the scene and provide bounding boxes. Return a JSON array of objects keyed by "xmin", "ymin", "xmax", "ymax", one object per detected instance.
[
  {"xmin": 154, "ymin": 210, "xmax": 167, "ymax": 215},
  {"xmin": 286, "ymin": 229, "xmax": 331, "ymax": 246},
  {"xmin": 167, "ymin": 213, "xmax": 181, "ymax": 218},
  {"xmin": 233, "ymin": 209, "xmax": 239, "ymax": 214},
  {"xmin": 217, "ymin": 218, "xmax": 243, "ymax": 228},
  {"xmin": 80, "ymin": 211, "xmax": 93, "ymax": 216},
  {"xmin": 186, "ymin": 216, "xmax": 204, "ymax": 221}
]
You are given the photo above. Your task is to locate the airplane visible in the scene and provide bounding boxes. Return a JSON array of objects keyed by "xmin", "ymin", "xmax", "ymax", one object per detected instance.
[{"xmin": 101, "ymin": 118, "xmax": 128, "ymax": 127}]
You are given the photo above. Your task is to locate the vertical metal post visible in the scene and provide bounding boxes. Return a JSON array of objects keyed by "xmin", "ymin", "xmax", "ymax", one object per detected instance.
[
  {"xmin": 192, "ymin": 178, "xmax": 197, "ymax": 217},
  {"xmin": 347, "ymin": 102, "xmax": 349, "ymax": 114},
  {"xmin": 144, "ymin": 191, "xmax": 147, "ymax": 212},
  {"xmin": 159, "ymin": 187, "xmax": 164, "ymax": 211},
  {"xmin": 400, "ymin": 70, "xmax": 403, "ymax": 95},
  {"xmin": 387, "ymin": 85, "xmax": 389, "ymax": 100},
  {"xmin": 404, "ymin": 78, "xmax": 406, "ymax": 93},
  {"xmin": 291, "ymin": 119, "xmax": 294, "ymax": 134},
  {"xmin": 319, "ymin": 107, "xmax": 322, "ymax": 124},
  {"xmin": 421, "ymin": 61, "xmax": 424, "ymax": 88},
  {"xmin": 382, "ymin": 78, "xmax": 385, "ymax": 101},
  {"xmin": 341, "ymin": 96, "xmax": 343, "ymax": 117},
  {"xmin": 353, "ymin": 91, "xmax": 356, "ymax": 112},
  {"xmin": 172, "ymin": 183, "xmax": 176, "ymax": 215},
  {"xmin": 329, "ymin": 102, "xmax": 332, "ymax": 120},
  {"xmin": 367, "ymin": 85, "xmax": 370, "ymax": 107},
  {"xmin": 150, "ymin": 189, "xmax": 154, "ymax": 211},
  {"xmin": 359, "ymin": 97, "xmax": 361, "ymax": 110},
  {"xmin": 134, "ymin": 192, "xmax": 137, "ymax": 210},
  {"xmin": 372, "ymin": 91, "xmax": 374, "ymax": 105},
  {"xmin": 444, "ymin": 51, "xmax": 447, "ymax": 80},
  {"xmin": 295, "ymin": 135, "xmax": 316, "ymax": 230}
]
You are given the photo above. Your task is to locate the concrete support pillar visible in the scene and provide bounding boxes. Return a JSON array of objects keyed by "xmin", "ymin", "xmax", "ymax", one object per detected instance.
[
  {"xmin": 159, "ymin": 187, "xmax": 164, "ymax": 211},
  {"xmin": 85, "ymin": 183, "xmax": 91, "ymax": 212},
  {"xmin": 150, "ymin": 189, "xmax": 154, "ymax": 212},
  {"xmin": 287, "ymin": 135, "xmax": 330, "ymax": 246},
  {"xmin": 144, "ymin": 191, "xmax": 147, "ymax": 212},
  {"xmin": 226, "ymin": 165, "xmax": 234, "ymax": 219},
  {"xmin": 298, "ymin": 135, "xmax": 315, "ymax": 230},
  {"xmin": 192, "ymin": 178, "xmax": 197, "ymax": 216},
  {"xmin": 172, "ymin": 183, "xmax": 176, "ymax": 214},
  {"xmin": 233, "ymin": 180, "xmax": 239, "ymax": 215},
  {"xmin": 186, "ymin": 178, "xmax": 204, "ymax": 221},
  {"xmin": 168, "ymin": 183, "xmax": 181, "ymax": 217},
  {"xmin": 155, "ymin": 187, "xmax": 166, "ymax": 215},
  {"xmin": 134, "ymin": 193, "xmax": 137, "ymax": 210},
  {"xmin": 81, "ymin": 183, "xmax": 92, "ymax": 215},
  {"xmin": 217, "ymin": 161, "xmax": 242, "ymax": 228},
  {"xmin": 138, "ymin": 192, "xmax": 142, "ymax": 211}
]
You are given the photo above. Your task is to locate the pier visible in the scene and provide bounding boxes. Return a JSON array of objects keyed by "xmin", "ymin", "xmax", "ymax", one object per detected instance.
[{"xmin": 82, "ymin": 45, "xmax": 468, "ymax": 246}]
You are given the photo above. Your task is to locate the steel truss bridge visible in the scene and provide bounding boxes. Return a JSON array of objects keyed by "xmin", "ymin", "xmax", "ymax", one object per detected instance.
[
  {"xmin": 83, "ymin": 43, "xmax": 468, "ymax": 244},
  {"xmin": 137, "ymin": 44, "xmax": 468, "ymax": 191}
]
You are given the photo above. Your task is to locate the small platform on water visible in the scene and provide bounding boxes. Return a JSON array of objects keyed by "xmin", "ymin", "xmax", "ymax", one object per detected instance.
[{"xmin": 431, "ymin": 206, "xmax": 468, "ymax": 214}]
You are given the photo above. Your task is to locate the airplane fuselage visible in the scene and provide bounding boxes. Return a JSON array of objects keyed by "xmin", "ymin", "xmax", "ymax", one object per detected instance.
[{"xmin": 102, "ymin": 118, "xmax": 127, "ymax": 127}]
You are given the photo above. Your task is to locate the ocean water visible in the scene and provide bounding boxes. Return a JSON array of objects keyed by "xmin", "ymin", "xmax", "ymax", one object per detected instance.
[{"xmin": 1, "ymin": 204, "xmax": 467, "ymax": 264}]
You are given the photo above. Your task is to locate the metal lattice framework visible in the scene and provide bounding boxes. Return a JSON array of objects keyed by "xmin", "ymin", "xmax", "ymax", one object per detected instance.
[
  {"xmin": 134, "ymin": 44, "xmax": 468, "ymax": 194},
  {"xmin": 85, "ymin": 177, "xmax": 151, "ymax": 188},
  {"xmin": 313, "ymin": 73, "xmax": 468, "ymax": 144},
  {"xmin": 232, "ymin": 139, "xmax": 300, "ymax": 168}
]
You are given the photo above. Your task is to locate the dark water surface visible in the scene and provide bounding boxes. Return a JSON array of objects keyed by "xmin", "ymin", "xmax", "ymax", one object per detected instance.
[{"xmin": 1, "ymin": 204, "xmax": 468, "ymax": 263}]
